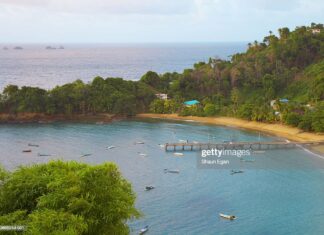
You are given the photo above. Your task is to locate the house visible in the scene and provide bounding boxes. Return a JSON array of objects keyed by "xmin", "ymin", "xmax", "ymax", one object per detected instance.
[
  {"xmin": 155, "ymin": 93, "xmax": 168, "ymax": 100},
  {"xmin": 184, "ymin": 100, "xmax": 200, "ymax": 107},
  {"xmin": 311, "ymin": 28, "xmax": 321, "ymax": 34}
]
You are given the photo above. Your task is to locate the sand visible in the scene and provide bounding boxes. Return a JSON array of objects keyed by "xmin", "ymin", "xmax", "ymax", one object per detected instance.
[{"xmin": 136, "ymin": 113, "xmax": 324, "ymax": 143}]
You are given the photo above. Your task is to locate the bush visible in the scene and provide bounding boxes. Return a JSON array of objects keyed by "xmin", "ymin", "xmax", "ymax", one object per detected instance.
[
  {"xmin": 203, "ymin": 103, "xmax": 218, "ymax": 116},
  {"xmin": 284, "ymin": 112, "xmax": 302, "ymax": 126},
  {"xmin": 0, "ymin": 161, "xmax": 140, "ymax": 235}
]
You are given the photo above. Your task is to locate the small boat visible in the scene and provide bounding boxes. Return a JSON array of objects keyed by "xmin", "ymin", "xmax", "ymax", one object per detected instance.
[
  {"xmin": 3, "ymin": 47, "xmax": 8, "ymax": 50},
  {"xmin": 158, "ymin": 144, "xmax": 165, "ymax": 148},
  {"xmin": 22, "ymin": 150, "xmax": 32, "ymax": 153},
  {"xmin": 179, "ymin": 139, "xmax": 188, "ymax": 143},
  {"xmin": 139, "ymin": 153, "xmax": 148, "ymax": 157},
  {"xmin": 145, "ymin": 186, "xmax": 155, "ymax": 191},
  {"xmin": 219, "ymin": 213, "xmax": 236, "ymax": 220},
  {"xmin": 28, "ymin": 144, "xmax": 39, "ymax": 147},
  {"xmin": 38, "ymin": 153, "xmax": 51, "ymax": 157},
  {"xmin": 135, "ymin": 141, "xmax": 145, "ymax": 145},
  {"xmin": 139, "ymin": 225, "xmax": 149, "ymax": 234},
  {"xmin": 193, "ymin": 141, "xmax": 199, "ymax": 144},
  {"xmin": 81, "ymin": 154, "xmax": 92, "ymax": 157},
  {"xmin": 14, "ymin": 46, "xmax": 23, "ymax": 50},
  {"xmin": 164, "ymin": 169, "xmax": 180, "ymax": 174},
  {"xmin": 230, "ymin": 170, "xmax": 244, "ymax": 175},
  {"xmin": 59, "ymin": 46, "xmax": 64, "ymax": 49},
  {"xmin": 173, "ymin": 152, "xmax": 184, "ymax": 157},
  {"xmin": 107, "ymin": 145, "xmax": 116, "ymax": 149}
]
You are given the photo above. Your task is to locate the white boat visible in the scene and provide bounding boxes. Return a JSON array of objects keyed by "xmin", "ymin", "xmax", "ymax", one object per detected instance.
[
  {"xmin": 107, "ymin": 146, "xmax": 116, "ymax": 149},
  {"xmin": 193, "ymin": 141, "xmax": 199, "ymax": 144},
  {"xmin": 135, "ymin": 141, "xmax": 145, "ymax": 145},
  {"xmin": 173, "ymin": 152, "xmax": 184, "ymax": 157},
  {"xmin": 139, "ymin": 153, "xmax": 148, "ymax": 157},
  {"xmin": 179, "ymin": 139, "xmax": 188, "ymax": 143},
  {"xmin": 219, "ymin": 213, "xmax": 236, "ymax": 220},
  {"xmin": 139, "ymin": 225, "xmax": 149, "ymax": 234},
  {"xmin": 158, "ymin": 144, "xmax": 165, "ymax": 148}
]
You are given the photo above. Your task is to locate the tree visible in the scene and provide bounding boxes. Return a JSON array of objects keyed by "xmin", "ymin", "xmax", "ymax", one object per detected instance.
[
  {"xmin": 0, "ymin": 161, "xmax": 140, "ymax": 235},
  {"xmin": 204, "ymin": 103, "xmax": 218, "ymax": 116},
  {"xmin": 140, "ymin": 71, "xmax": 161, "ymax": 89}
]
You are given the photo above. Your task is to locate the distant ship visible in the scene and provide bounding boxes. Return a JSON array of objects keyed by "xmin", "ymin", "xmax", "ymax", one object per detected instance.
[
  {"xmin": 14, "ymin": 46, "xmax": 23, "ymax": 50},
  {"xmin": 46, "ymin": 46, "xmax": 56, "ymax": 50},
  {"xmin": 3, "ymin": 47, "xmax": 8, "ymax": 50},
  {"xmin": 58, "ymin": 46, "xmax": 64, "ymax": 49}
]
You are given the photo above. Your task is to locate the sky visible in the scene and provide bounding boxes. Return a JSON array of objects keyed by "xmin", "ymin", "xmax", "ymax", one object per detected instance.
[{"xmin": 0, "ymin": 0, "xmax": 323, "ymax": 43}]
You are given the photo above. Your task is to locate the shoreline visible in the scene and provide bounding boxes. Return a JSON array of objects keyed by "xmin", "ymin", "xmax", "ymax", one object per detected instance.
[
  {"xmin": 0, "ymin": 113, "xmax": 120, "ymax": 124},
  {"xmin": 136, "ymin": 113, "xmax": 324, "ymax": 155}
]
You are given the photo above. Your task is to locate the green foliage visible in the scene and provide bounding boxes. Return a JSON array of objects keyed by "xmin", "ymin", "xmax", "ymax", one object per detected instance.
[
  {"xmin": 0, "ymin": 23, "xmax": 323, "ymax": 132},
  {"xmin": 203, "ymin": 103, "xmax": 218, "ymax": 116},
  {"xmin": 284, "ymin": 112, "xmax": 302, "ymax": 126},
  {"xmin": 0, "ymin": 161, "xmax": 139, "ymax": 235}
]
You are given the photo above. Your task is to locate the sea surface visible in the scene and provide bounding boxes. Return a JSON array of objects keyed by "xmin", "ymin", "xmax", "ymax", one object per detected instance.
[
  {"xmin": 0, "ymin": 43, "xmax": 246, "ymax": 90},
  {"xmin": 0, "ymin": 119, "xmax": 324, "ymax": 235}
]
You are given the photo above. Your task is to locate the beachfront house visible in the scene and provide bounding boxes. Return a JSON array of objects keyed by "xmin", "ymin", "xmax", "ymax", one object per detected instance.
[
  {"xmin": 155, "ymin": 93, "xmax": 168, "ymax": 100},
  {"xmin": 311, "ymin": 28, "xmax": 321, "ymax": 34},
  {"xmin": 184, "ymin": 100, "xmax": 200, "ymax": 107}
]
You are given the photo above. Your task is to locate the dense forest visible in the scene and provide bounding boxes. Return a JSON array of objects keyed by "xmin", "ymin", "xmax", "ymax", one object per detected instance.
[{"xmin": 0, "ymin": 23, "xmax": 323, "ymax": 132}]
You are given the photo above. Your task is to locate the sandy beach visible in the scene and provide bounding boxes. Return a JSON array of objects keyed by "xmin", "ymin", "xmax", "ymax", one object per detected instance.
[{"xmin": 136, "ymin": 113, "xmax": 324, "ymax": 143}]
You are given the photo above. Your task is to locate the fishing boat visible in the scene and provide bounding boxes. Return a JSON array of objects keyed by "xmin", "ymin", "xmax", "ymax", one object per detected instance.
[
  {"xmin": 139, "ymin": 225, "xmax": 149, "ymax": 234},
  {"xmin": 230, "ymin": 170, "xmax": 244, "ymax": 175},
  {"xmin": 22, "ymin": 150, "xmax": 32, "ymax": 153},
  {"xmin": 135, "ymin": 141, "xmax": 145, "ymax": 145},
  {"xmin": 28, "ymin": 144, "xmax": 39, "ymax": 147},
  {"xmin": 145, "ymin": 186, "xmax": 155, "ymax": 191},
  {"xmin": 164, "ymin": 169, "xmax": 180, "ymax": 174},
  {"xmin": 107, "ymin": 146, "xmax": 116, "ymax": 149},
  {"xmin": 219, "ymin": 213, "xmax": 236, "ymax": 220},
  {"xmin": 81, "ymin": 154, "xmax": 92, "ymax": 157},
  {"xmin": 173, "ymin": 152, "xmax": 184, "ymax": 157}
]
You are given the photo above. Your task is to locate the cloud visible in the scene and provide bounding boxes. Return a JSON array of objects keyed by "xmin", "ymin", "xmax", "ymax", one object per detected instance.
[{"xmin": 0, "ymin": 0, "xmax": 196, "ymax": 15}]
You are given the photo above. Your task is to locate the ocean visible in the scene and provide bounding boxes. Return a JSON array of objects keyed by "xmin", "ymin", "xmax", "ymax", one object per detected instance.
[
  {"xmin": 0, "ymin": 43, "xmax": 246, "ymax": 90},
  {"xmin": 0, "ymin": 119, "xmax": 324, "ymax": 235}
]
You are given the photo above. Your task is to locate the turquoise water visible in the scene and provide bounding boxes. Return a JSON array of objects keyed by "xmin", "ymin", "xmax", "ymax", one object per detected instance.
[{"xmin": 1, "ymin": 120, "xmax": 324, "ymax": 235}]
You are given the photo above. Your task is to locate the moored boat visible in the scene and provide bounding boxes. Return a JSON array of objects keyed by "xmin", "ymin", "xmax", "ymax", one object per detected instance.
[
  {"xmin": 22, "ymin": 150, "xmax": 32, "ymax": 153},
  {"xmin": 145, "ymin": 186, "xmax": 155, "ymax": 191},
  {"xmin": 173, "ymin": 152, "xmax": 184, "ymax": 157},
  {"xmin": 219, "ymin": 213, "xmax": 236, "ymax": 220},
  {"xmin": 139, "ymin": 225, "xmax": 149, "ymax": 234}
]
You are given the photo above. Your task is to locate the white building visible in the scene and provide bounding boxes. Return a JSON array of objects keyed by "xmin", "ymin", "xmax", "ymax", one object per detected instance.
[
  {"xmin": 155, "ymin": 93, "xmax": 168, "ymax": 100},
  {"xmin": 311, "ymin": 28, "xmax": 321, "ymax": 34}
]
